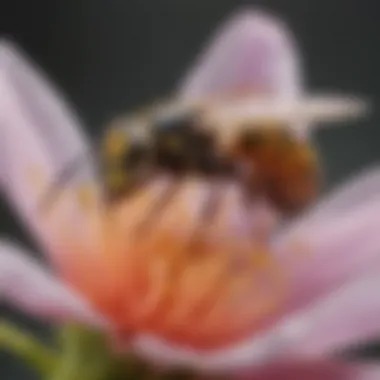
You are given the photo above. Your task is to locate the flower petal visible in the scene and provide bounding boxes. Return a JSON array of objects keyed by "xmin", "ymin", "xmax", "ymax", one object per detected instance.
[
  {"xmin": 285, "ymin": 166, "xmax": 380, "ymax": 226},
  {"xmin": 0, "ymin": 40, "xmax": 100, "ymax": 255},
  {"xmin": 178, "ymin": 8, "xmax": 301, "ymax": 101},
  {"xmin": 0, "ymin": 239, "xmax": 106, "ymax": 327},
  {"xmin": 273, "ymin": 269, "xmax": 380, "ymax": 358},
  {"xmin": 274, "ymin": 166, "xmax": 380, "ymax": 307},
  {"xmin": 131, "ymin": 169, "xmax": 380, "ymax": 371},
  {"xmin": 132, "ymin": 331, "xmax": 281, "ymax": 372},
  {"xmin": 239, "ymin": 360, "xmax": 380, "ymax": 380},
  {"xmin": 133, "ymin": 269, "xmax": 380, "ymax": 371}
]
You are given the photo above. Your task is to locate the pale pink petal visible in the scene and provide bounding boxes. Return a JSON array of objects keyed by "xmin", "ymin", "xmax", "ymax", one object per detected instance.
[
  {"xmin": 287, "ymin": 166, "xmax": 380, "ymax": 226},
  {"xmin": 0, "ymin": 41, "xmax": 100, "ymax": 255},
  {"xmin": 0, "ymin": 239, "xmax": 106, "ymax": 327},
  {"xmin": 240, "ymin": 360, "xmax": 380, "ymax": 380},
  {"xmin": 132, "ymin": 332, "xmax": 281, "ymax": 372},
  {"xmin": 273, "ymin": 166, "xmax": 380, "ymax": 307},
  {"xmin": 179, "ymin": 8, "xmax": 301, "ymax": 101},
  {"xmin": 273, "ymin": 269, "xmax": 380, "ymax": 358}
]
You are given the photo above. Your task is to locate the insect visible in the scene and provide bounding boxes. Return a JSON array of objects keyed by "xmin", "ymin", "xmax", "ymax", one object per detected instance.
[
  {"xmin": 99, "ymin": 103, "xmax": 237, "ymax": 202},
  {"xmin": 230, "ymin": 124, "xmax": 322, "ymax": 213},
  {"xmin": 99, "ymin": 101, "xmax": 322, "ymax": 214},
  {"xmin": 40, "ymin": 98, "xmax": 322, "ymax": 217}
]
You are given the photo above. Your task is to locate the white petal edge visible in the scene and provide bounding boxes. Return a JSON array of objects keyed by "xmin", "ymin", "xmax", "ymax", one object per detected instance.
[
  {"xmin": 178, "ymin": 8, "xmax": 301, "ymax": 102},
  {"xmin": 0, "ymin": 239, "xmax": 107, "ymax": 328},
  {"xmin": 0, "ymin": 40, "xmax": 100, "ymax": 255}
]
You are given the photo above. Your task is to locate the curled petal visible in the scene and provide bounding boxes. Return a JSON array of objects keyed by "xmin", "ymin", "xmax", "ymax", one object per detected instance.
[
  {"xmin": 179, "ymin": 8, "xmax": 301, "ymax": 101},
  {"xmin": 0, "ymin": 41, "xmax": 100, "ymax": 256},
  {"xmin": 0, "ymin": 239, "xmax": 106, "ymax": 327}
]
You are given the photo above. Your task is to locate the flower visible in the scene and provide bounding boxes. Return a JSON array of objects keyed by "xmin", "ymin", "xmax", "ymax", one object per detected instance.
[{"xmin": 1, "ymin": 8, "xmax": 380, "ymax": 380}]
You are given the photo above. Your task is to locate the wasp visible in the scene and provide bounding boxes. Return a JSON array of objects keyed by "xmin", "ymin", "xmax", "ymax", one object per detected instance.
[{"xmin": 40, "ymin": 99, "xmax": 321, "ymax": 217}]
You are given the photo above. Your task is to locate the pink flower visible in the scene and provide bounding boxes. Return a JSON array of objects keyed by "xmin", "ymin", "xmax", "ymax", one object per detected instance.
[{"xmin": 1, "ymin": 8, "xmax": 380, "ymax": 379}]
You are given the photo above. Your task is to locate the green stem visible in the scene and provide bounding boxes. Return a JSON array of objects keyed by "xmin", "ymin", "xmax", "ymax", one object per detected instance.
[
  {"xmin": 51, "ymin": 325, "xmax": 165, "ymax": 380},
  {"xmin": 0, "ymin": 319, "xmax": 58, "ymax": 376},
  {"xmin": 50, "ymin": 325, "xmax": 115, "ymax": 380}
]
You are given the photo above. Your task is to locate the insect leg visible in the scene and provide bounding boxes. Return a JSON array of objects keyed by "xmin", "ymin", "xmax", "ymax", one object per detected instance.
[
  {"xmin": 38, "ymin": 152, "xmax": 94, "ymax": 212},
  {"xmin": 133, "ymin": 177, "xmax": 183, "ymax": 234}
]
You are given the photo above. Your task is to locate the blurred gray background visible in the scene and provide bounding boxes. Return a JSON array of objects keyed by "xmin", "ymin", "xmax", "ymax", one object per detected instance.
[{"xmin": 1, "ymin": 0, "xmax": 380, "ymax": 378}]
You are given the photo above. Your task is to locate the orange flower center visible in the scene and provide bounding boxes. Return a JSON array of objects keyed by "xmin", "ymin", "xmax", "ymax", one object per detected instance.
[{"xmin": 49, "ymin": 178, "xmax": 288, "ymax": 350}]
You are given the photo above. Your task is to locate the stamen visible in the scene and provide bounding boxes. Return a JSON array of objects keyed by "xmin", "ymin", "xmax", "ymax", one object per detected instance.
[
  {"xmin": 63, "ymin": 177, "xmax": 288, "ymax": 350},
  {"xmin": 164, "ymin": 246, "xmax": 230, "ymax": 330}
]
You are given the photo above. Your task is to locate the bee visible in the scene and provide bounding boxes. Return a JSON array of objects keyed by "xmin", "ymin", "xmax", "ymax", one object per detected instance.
[
  {"xmin": 100, "ymin": 103, "xmax": 237, "ymax": 202},
  {"xmin": 40, "ymin": 98, "xmax": 321, "ymax": 217},
  {"xmin": 99, "ymin": 102, "xmax": 321, "ymax": 214}
]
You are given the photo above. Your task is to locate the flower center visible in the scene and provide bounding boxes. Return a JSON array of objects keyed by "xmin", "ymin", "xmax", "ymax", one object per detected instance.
[{"xmin": 56, "ymin": 177, "xmax": 288, "ymax": 350}]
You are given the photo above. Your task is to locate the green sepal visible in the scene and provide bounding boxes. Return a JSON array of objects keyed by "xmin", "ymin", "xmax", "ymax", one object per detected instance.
[
  {"xmin": 0, "ymin": 319, "xmax": 58, "ymax": 377},
  {"xmin": 0, "ymin": 321, "xmax": 224, "ymax": 380},
  {"xmin": 51, "ymin": 324, "xmax": 153, "ymax": 380}
]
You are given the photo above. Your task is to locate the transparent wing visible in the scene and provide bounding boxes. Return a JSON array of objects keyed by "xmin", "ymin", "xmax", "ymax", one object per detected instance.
[{"xmin": 177, "ymin": 8, "xmax": 368, "ymax": 140}]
